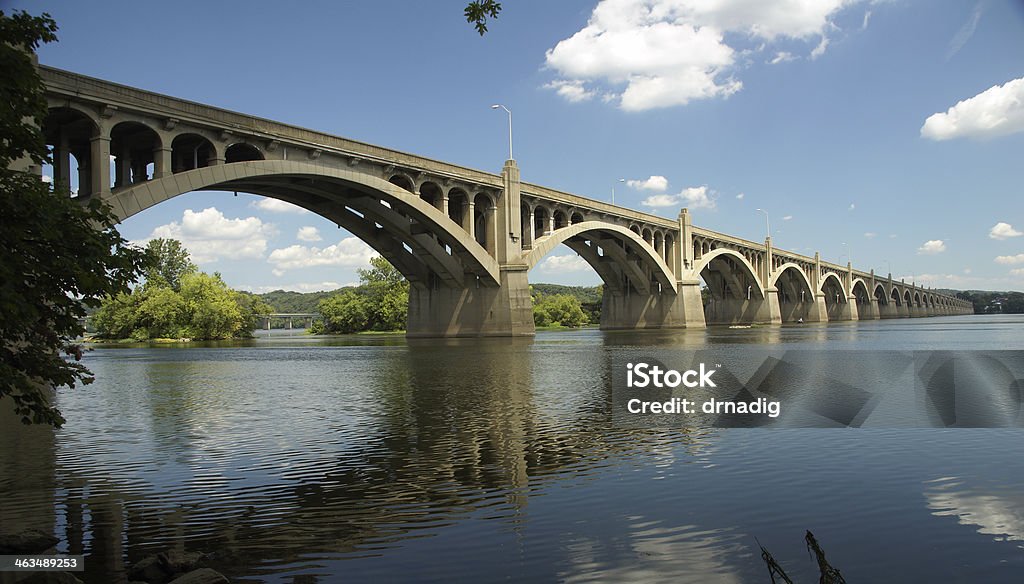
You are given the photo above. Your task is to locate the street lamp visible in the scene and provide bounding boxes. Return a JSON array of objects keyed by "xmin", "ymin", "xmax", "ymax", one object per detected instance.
[
  {"xmin": 490, "ymin": 104, "xmax": 512, "ymax": 161},
  {"xmin": 611, "ymin": 178, "xmax": 624, "ymax": 205},
  {"xmin": 755, "ymin": 208, "xmax": 771, "ymax": 239}
]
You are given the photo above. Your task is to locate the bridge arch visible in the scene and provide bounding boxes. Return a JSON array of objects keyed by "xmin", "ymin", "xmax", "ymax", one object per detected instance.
[
  {"xmin": 225, "ymin": 143, "xmax": 263, "ymax": 163},
  {"xmin": 171, "ymin": 133, "xmax": 218, "ymax": 173},
  {"xmin": 42, "ymin": 106, "xmax": 101, "ymax": 196},
  {"xmin": 525, "ymin": 221, "xmax": 676, "ymax": 295},
  {"xmin": 694, "ymin": 248, "xmax": 768, "ymax": 325},
  {"xmin": 103, "ymin": 160, "xmax": 500, "ymax": 289},
  {"xmin": 819, "ymin": 272, "xmax": 850, "ymax": 320},
  {"xmin": 770, "ymin": 263, "xmax": 816, "ymax": 322},
  {"xmin": 110, "ymin": 121, "xmax": 162, "ymax": 187}
]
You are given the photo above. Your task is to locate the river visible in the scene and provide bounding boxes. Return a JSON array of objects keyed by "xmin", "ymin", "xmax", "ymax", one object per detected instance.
[{"xmin": 2, "ymin": 315, "xmax": 1023, "ymax": 582}]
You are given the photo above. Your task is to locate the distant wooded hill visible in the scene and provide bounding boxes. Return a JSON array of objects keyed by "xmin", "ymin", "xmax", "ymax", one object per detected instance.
[{"xmin": 256, "ymin": 284, "xmax": 604, "ymax": 314}]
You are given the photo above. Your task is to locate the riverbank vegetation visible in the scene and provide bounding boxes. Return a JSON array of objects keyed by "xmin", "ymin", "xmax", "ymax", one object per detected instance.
[
  {"xmin": 957, "ymin": 290, "xmax": 1024, "ymax": 314},
  {"xmin": 311, "ymin": 257, "xmax": 409, "ymax": 334},
  {"xmin": 92, "ymin": 239, "xmax": 271, "ymax": 341}
]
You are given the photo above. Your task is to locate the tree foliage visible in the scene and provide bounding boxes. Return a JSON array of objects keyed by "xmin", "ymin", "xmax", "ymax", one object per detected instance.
[
  {"xmin": 533, "ymin": 293, "xmax": 589, "ymax": 328},
  {"xmin": 314, "ymin": 257, "xmax": 409, "ymax": 334},
  {"xmin": 143, "ymin": 238, "xmax": 196, "ymax": 291},
  {"xmin": 464, "ymin": 0, "xmax": 502, "ymax": 35},
  {"xmin": 93, "ymin": 244, "xmax": 271, "ymax": 341},
  {"xmin": 0, "ymin": 11, "xmax": 147, "ymax": 427}
]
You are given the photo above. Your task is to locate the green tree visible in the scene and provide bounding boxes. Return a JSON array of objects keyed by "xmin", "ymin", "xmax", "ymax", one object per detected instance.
[
  {"xmin": 93, "ymin": 243, "xmax": 270, "ymax": 341},
  {"xmin": 143, "ymin": 238, "xmax": 196, "ymax": 291},
  {"xmin": 0, "ymin": 11, "xmax": 147, "ymax": 426},
  {"xmin": 358, "ymin": 256, "xmax": 409, "ymax": 331},
  {"xmin": 316, "ymin": 291, "xmax": 370, "ymax": 334},
  {"xmin": 533, "ymin": 294, "xmax": 588, "ymax": 328}
]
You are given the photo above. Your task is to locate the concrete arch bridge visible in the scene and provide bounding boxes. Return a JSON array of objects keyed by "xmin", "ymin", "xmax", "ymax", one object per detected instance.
[{"xmin": 34, "ymin": 66, "xmax": 972, "ymax": 337}]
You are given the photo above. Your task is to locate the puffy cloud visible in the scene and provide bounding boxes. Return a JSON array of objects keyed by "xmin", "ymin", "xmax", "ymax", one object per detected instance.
[
  {"xmin": 544, "ymin": 80, "xmax": 598, "ymax": 102},
  {"xmin": 143, "ymin": 207, "xmax": 276, "ymax": 263},
  {"xmin": 538, "ymin": 254, "xmax": 592, "ymax": 273},
  {"xmin": 296, "ymin": 226, "xmax": 322, "ymax": 242},
  {"xmin": 848, "ymin": 203, "xmax": 855, "ymax": 211},
  {"xmin": 251, "ymin": 198, "xmax": 309, "ymax": 214},
  {"xmin": 267, "ymin": 237, "xmax": 376, "ymax": 272},
  {"xmin": 917, "ymin": 240, "xmax": 947, "ymax": 255},
  {"xmin": 921, "ymin": 77, "xmax": 1024, "ymax": 140},
  {"xmin": 641, "ymin": 185, "xmax": 715, "ymax": 209},
  {"xmin": 544, "ymin": 0, "xmax": 862, "ymax": 110},
  {"xmin": 626, "ymin": 175, "xmax": 669, "ymax": 191},
  {"xmin": 995, "ymin": 254, "xmax": 1024, "ymax": 265},
  {"xmin": 989, "ymin": 222, "xmax": 1022, "ymax": 240}
]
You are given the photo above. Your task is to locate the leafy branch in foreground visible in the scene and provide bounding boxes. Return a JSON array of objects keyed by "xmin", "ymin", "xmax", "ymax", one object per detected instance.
[
  {"xmin": 0, "ymin": 10, "xmax": 147, "ymax": 427},
  {"xmin": 465, "ymin": 0, "xmax": 502, "ymax": 35}
]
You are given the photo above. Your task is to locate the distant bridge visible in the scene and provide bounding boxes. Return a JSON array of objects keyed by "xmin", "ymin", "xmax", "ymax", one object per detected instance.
[{"xmin": 32, "ymin": 66, "xmax": 972, "ymax": 337}]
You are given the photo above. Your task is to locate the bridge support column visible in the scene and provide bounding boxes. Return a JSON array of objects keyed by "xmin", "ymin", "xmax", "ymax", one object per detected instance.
[
  {"xmin": 601, "ymin": 279, "xmax": 705, "ymax": 330},
  {"xmin": 862, "ymin": 298, "xmax": 880, "ymax": 319},
  {"xmin": 406, "ymin": 266, "xmax": 534, "ymax": 337},
  {"xmin": 89, "ymin": 134, "xmax": 111, "ymax": 198}
]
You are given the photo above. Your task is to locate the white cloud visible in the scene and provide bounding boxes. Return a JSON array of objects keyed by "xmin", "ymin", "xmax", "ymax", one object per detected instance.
[
  {"xmin": 641, "ymin": 185, "xmax": 715, "ymax": 209},
  {"xmin": 989, "ymin": 222, "xmax": 1022, "ymax": 240},
  {"xmin": 267, "ymin": 237, "xmax": 376, "ymax": 272},
  {"xmin": 538, "ymin": 254, "xmax": 592, "ymax": 273},
  {"xmin": 626, "ymin": 175, "xmax": 669, "ymax": 191},
  {"xmin": 917, "ymin": 240, "xmax": 947, "ymax": 255},
  {"xmin": 810, "ymin": 35, "xmax": 830, "ymax": 59},
  {"xmin": 296, "ymin": 226, "xmax": 322, "ymax": 242},
  {"xmin": 921, "ymin": 77, "xmax": 1024, "ymax": 140},
  {"xmin": 251, "ymin": 198, "xmax": 309, "ymax": 214},
  {"xmin": 735, "ymin": 192, "xmax": 745, "ymax": 200},
  {"xmin": 947, "ymin": 3, "xmax": 984, "ymax": 60},
  {"xmin": 41, "ymin": 174, "xmax": 52, "ymax": 183},
  {"xmin": 782, "ymin": 215, "xmax": 793, "ymax": 221},
  {"xmin": 239, "ymin": 281, "xmax": 354, "ymax": 294},
  {"xmin": 995, "ymin": 254, "xmax": 1024, "ymax": 265},
  {"xmin": 544, "ymin": 80, "xmax": 598, "ymax": 102},
  {"xmin": 863, "ymin": 232, "xmax": 877, "ymax": 239},
  {"xmin": 769, "ymin": 51, "xmax": 795, "ymax": 65},
  {"xmin": 1011, "ymin": 268, "xmax": 1024, "ymax": 277},
  {"xmin": 544, "ymin": 0, "xmax": 863, "ymax": 111},
  {"xmin": 848, "ymin": 203, "xmax": 855, "ymax": 211},
  {"xmin": 142, "ymin": 207, "xmax": 276, "ymax": 264},
  {"xmin": 861, "ymin": 10, "xmax": 871, "ymax": 30}
]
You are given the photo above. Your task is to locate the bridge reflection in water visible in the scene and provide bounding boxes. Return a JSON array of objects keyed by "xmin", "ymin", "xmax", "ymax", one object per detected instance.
[{"xmin": 31, "ymin": 66, "xmax": 971, "ymax": 337}]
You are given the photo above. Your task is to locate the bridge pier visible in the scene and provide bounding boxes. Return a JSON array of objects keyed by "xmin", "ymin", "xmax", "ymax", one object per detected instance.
[
  {"xmin": 600, "ymin": 280, "xmax": 705, "ymax": 330},
  {"xmin": 703, "ymin": 288, "xmax": 782, "ymax": 326},
  {"xmin": 407, "ymin": 268, "xmax": 535, "ymax": 338}
]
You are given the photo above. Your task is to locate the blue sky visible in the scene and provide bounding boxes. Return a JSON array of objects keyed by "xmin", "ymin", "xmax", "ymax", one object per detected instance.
[{"xmin": 17, "ymin": 0, "xmax": 1024, "ymax": 292}]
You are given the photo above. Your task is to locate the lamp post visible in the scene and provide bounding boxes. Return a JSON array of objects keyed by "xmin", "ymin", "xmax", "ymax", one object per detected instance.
[
  {"xmin": 611, "ymin": 178, "xmax": 624, "ymax": 205},
  {"xmin": 755, "ymin": 208, "xmax": 770, "ymax": 239},
  {"xmin": 490, "ymin": 104, "xmax": 512, "ymax": 161}
]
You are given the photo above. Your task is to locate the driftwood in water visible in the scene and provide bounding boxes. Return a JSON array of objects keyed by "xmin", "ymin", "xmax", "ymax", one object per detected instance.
[
  {"xmin": 757, "ymin": 531, "xmax": 847, "ymax": 584},
  {"xmin": 758, "ymin": 538, "xmax": 795, "ymax": 584},
  {"xmin": 805, "ymin": 531, "xmax": 846, "ymax": 584}
]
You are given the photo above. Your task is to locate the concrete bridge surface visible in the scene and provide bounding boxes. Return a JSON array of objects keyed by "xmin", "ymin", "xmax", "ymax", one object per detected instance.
[{"xmin": 32, "ymin": 66, "xmax": 972, "ymax": 337}]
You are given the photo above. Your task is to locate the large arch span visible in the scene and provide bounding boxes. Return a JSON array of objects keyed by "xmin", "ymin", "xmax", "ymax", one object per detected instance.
[{"xmin": 105, "ymin": 160, "xmax": 501, "ymax": 289}]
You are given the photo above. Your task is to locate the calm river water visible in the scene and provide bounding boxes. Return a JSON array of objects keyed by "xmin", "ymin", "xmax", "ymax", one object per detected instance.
[{"xmin": 2, "ymin": 315, "xmax": 1023, "ymax": 583}]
